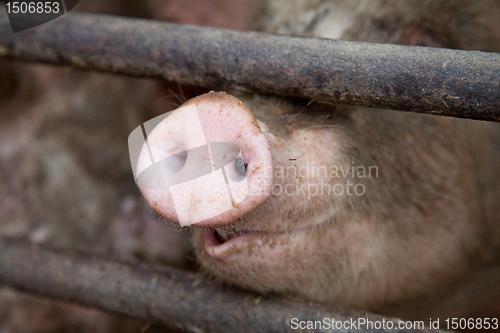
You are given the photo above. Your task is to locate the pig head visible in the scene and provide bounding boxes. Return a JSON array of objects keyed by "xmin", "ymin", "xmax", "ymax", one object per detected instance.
[{"xmin": 140, "ymin": 0, "xmax": 500, "ymax": 322}]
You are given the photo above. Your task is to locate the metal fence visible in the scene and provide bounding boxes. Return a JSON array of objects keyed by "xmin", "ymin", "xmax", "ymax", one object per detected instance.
[
  {"xmin": 1, "ymin": 12, "xmax": 499, "ymax": 121},
  {"xmin": 1, "ymin": 11, "xmax": 498, "ymax": 333}
]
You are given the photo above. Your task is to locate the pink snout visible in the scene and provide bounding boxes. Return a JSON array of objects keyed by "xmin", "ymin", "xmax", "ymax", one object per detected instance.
[{"xmin": 135, "ymin": 92, "xmax": 274, "ymax": 227}]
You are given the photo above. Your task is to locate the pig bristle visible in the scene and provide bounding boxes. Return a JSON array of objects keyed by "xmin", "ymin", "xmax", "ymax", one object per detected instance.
[{"xmin": 165, "ymin": 85, "xmax": 188, "ymax": 107}]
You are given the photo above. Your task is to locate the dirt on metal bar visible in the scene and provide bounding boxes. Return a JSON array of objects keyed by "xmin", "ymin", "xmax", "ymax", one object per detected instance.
[
  {"xmin": 0, "ymin": 237, "xmax": 450, "ymax": 333},
  {"xmin": 0, "ymin": 13, "xmax": 499, "ymax": 121}
]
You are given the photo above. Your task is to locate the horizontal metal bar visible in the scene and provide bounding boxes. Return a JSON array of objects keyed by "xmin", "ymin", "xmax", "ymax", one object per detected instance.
[
  {"xmin": 0, "ymin": 237, "xmax": 448, "ymax": 333},
  {"xmin": 0, "ymin": 13, "xmax": 499, "ymax": 121}
]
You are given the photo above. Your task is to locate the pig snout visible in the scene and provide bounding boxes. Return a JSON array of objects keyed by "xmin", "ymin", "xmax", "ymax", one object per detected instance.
[{"xmin": 136, "ymin": 92, "xmax": 274, "ymax": 227}]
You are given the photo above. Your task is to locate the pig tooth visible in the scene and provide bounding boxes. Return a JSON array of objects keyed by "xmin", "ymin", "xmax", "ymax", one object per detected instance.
[
  {"xmin": 218, "ymin": 231, "xmax": 230, "ymax": 242},
  {"xmin": 215, "ymin": 230, "xmax": 242, "ymax": 243},
  {"xmin": 226, "ymin": 232, "xmax": 238, "ymax": 240}
]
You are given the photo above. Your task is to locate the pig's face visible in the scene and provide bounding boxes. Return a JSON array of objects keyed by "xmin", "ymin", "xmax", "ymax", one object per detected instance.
[
  {"xmin": 138, "ymin": 0, "xmax": 500, "ymax": 321},
  {"xmin": 137, "ymin": 91, "xmax": 497, "ymax": 316}
]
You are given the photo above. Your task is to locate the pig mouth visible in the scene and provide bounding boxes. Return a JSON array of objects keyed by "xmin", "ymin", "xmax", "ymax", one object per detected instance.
[
  {"xmin": 202, "ymin": 224, "xmax": 303, "ymax": 260},
  {"xmin": 203, "ymin": 226, "xmax": 265, "ymax": 257},
  {"xmin": 206, "ymin": 228, "xmax": 253, "ymax": 247}
]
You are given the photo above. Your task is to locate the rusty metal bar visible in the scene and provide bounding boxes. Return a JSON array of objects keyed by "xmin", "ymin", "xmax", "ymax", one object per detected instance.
[
  {"xmin": 0, "ymin": 12, "xmax": 499, "ymax": 121},
  {"xmin": 0, "ymin": 237, "xmax": 448, "ymax": 333}
]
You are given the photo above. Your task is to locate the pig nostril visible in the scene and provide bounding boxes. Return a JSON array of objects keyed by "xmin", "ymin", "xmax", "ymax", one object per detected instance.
[
  {"xmin": 164, "ymin": 150, "xmax": 188, "ymax": 174},
  {"xmin": 235, "ymin": 157, "xmax": 246, "ymax": 177},
  {"xmin": 227, "ymin": 157, "xmax": 247, "ymax": 182}
]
